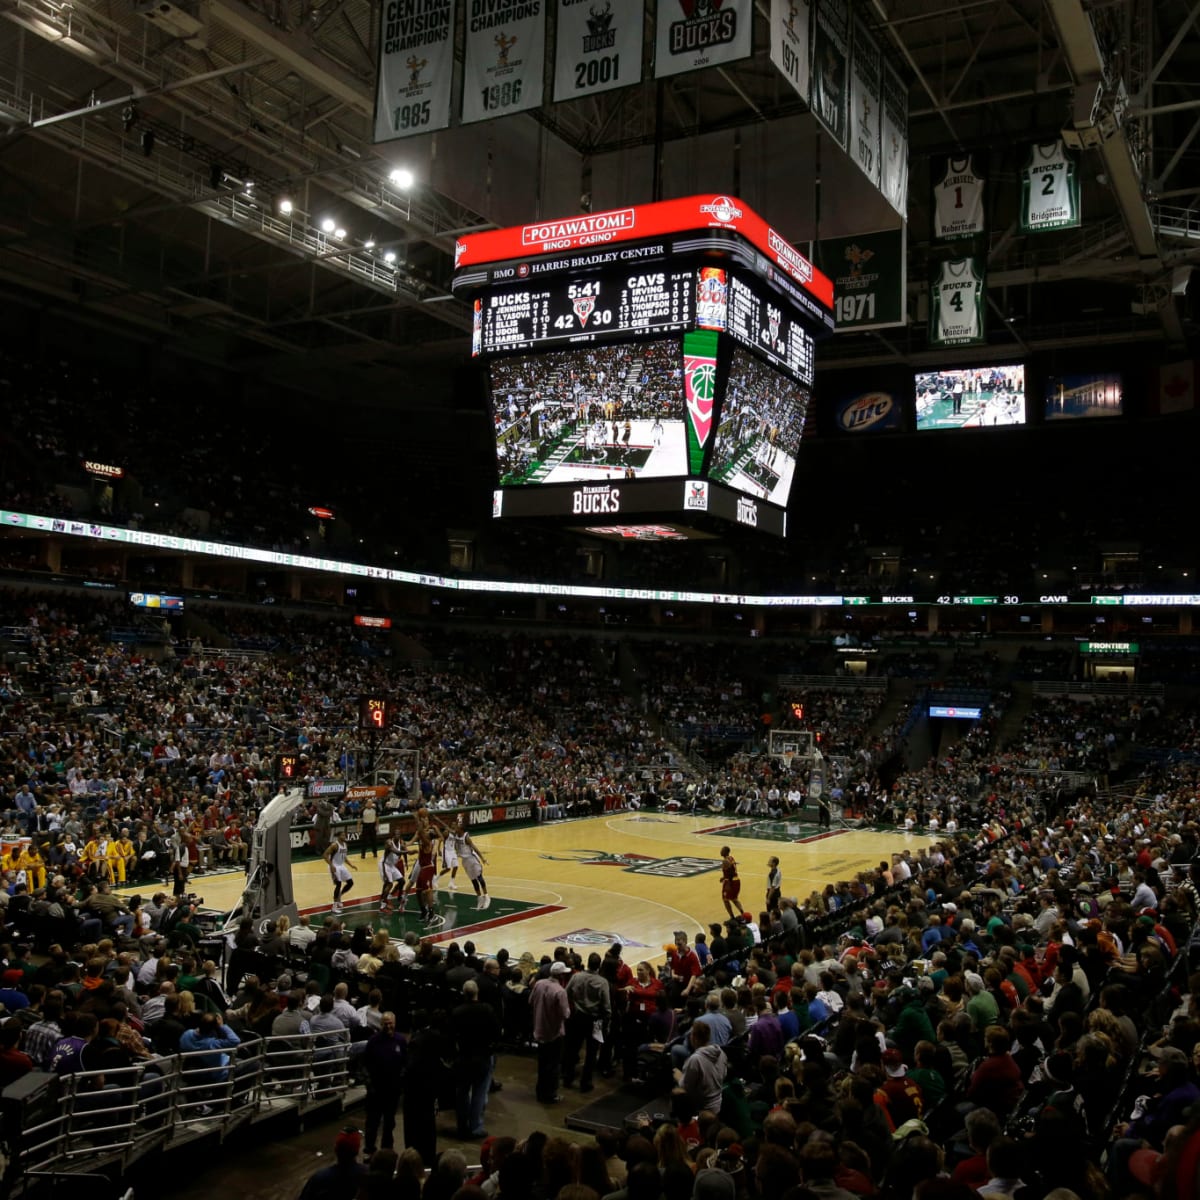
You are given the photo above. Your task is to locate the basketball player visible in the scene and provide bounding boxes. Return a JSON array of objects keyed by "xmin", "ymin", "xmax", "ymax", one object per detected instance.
[
  {"xmin": 454, "ymin": 827, "xmax": 491, "ymax": 910},
  {"xmin": 378, "ymin": 830, "xmax": 406, "ymax": 913},
  {"xmin": 719, "ymin": 846, "xmax": 741, "ymax": 921},
  {"xmin": 323, "ymin": 833, "xmax": 357, "ymax": 914},
  {"xmin": 766, "ymin": 856, "xmax": 782, "ymax": 911},
  {"xmin": 439, "ymin": 815, "xmax": 464, "ymax": 890},
  {"xmin": 413, "ymin": 809, "xmax": 443, "ymax": 927},
  {"xmin": 651, "ymin": 412, "xmax": 663, "ymax": 445}
]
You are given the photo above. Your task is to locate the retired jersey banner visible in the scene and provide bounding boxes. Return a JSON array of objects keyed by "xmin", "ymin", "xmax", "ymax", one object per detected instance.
[
  {"xmin": 848, "ymin": 16, "xmax": 881, "ymax": 187},
  {"xmin": 811, "ymin": 0, "xmax": 850, "ymax": 150},
  {"xmin": 768, "ymin": 0, "xmax": 811, "ymax": 103},
  {"xmin": 553, "ymin": 0, "xmax": 643, "ymax": 103},
  {"xmin": 461, "ymin": 0, "xmax": 546, "ymax": 125},
  {"xmin": 1020, "ymin": 140, "xmax": 1081, "ymax": 232},
  {"xmin": 880, "ymin": 59, "xmax": 909, "ymax": 215},
  {"xmin": 654, "ymin": 0, "xmax": 754, "ymax": 81},
  {"xmin": 929, "ymin": 256, "xmax": 986, "ymax": 348},
  {"xmin": 815, "ymin": 226, "xmax": 906, "ymax": 332},
  {"xmin": 373, "ymin": 0, "xmax": 456, "ymax": 143}
]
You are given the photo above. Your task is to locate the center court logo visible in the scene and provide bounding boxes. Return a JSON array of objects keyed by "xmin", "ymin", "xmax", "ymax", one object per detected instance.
[
  {"xmin": 700, "ymin": 195, "xmax": 743, "ymax": 224},
  {"xmin": 549, "ymin": 928, "xmax": 648, "ymax": 947},
  {"xmin": 539, "ymin": 850, "xmax": 657, "ymax": 867}
]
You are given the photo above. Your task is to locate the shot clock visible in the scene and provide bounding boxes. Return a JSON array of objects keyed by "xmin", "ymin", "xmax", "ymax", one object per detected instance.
[{"xmin": 358, "ymin": 696, "xmax": 391, "ymax": 732}]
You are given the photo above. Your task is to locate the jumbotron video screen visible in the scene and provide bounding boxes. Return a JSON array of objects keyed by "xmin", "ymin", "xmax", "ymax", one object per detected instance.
[
  {"xmin": 455, "ymin": 194, "xmax": 838, "ymax": 536},
  {"xmin": 915, "ymin": 364, "xmax": 1026, "ymax": 430},
  {"xmin": 708, "ymin": 347, "xmax": 811, "ymax": 506},
  {"xmin": 489, "ymin": 339, "xmax": 686, "ymax": 486}
]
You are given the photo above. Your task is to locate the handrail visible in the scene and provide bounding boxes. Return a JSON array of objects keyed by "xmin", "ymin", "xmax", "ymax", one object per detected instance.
[{"xmin": 12, "ymin": 1031, "xmax": 356, "ymax": 1182}]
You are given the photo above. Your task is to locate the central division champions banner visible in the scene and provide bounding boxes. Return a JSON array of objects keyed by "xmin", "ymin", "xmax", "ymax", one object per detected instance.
[
  {"xmin": 811, "ymin": 0, "xmax": 850, "ymax": 150},
  {"xmin": 849, "ymin": 14, "xmax": 881, "ymax": 187},
  {"xmin": 373, "ymin": 0, "xmax": 456, "ymax": 143},
  {"xmin": 461, "ymin": 0, "xmax": 546, "ymax": 125},
  {"xmin": 553, "ymin": 0, "xmax": 643, "ymax": 103},
  {"xmin": 880, "ymin": 60, "xmax": 909, "ymax": 214},
  {"xmin": 655, "ymin": 0, "xmax": 753, "ymax": 80},
  {"xmin": 768, "ymin": 0, "xmax": 811, "ymax": 102}
]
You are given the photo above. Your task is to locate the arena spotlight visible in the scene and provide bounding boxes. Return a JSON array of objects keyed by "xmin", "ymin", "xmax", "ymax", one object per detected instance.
[
  {"xmin": 279, "ymin": 198, "xmax": 294, "ymax": 215},
  {"xmin": 384, "ymin": 251, "xmax": 397, "ymax": 264},
  {"xmin": 320, "ymin": 217, "xmax": 336, "ymax": 233},
  {"xmin": 363, "ymin": 238, "xmax": 376, "ymax": 249},
  {"xmin": 334, "ymin": 227, "xmax": 346, "ymax": 240},
  {"xmin": 388, "ymin": 167, "xmax": 414, "ymax": 189}
]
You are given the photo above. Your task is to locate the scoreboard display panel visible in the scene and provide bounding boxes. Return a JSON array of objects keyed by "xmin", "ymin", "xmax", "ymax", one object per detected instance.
[
  {"xmin": 726, "ymin": 275, "xmax": 815, "ymax": 385},
  {"xmin": 489, "ymin": 338, "xmax": 687, "ymax": 486},
  {"xmin": 476, "ymin": 269, "xmax": 695, "ymax": 354},
  {"xmin": 455, "ymin": 195, "xmax": 835, "ymax": 536},
  {"xmin": 709, "ymin": 347, "xmax": 811, "ymax": 507}
]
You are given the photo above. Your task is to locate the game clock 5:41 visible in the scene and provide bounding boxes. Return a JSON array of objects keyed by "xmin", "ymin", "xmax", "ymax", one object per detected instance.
[{"xmin": 358, "ymin": 696, "xmax": 390, "ymax": 731}]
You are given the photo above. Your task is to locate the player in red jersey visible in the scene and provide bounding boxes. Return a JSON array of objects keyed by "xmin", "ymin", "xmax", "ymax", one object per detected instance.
[{"xmin": 720, "ymin": 846, "xmax": 741, "ymax": 921}]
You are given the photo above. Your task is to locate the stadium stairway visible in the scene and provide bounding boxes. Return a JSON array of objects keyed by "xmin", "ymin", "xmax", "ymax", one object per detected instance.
[{"xmin": 994, "ymin": 681, "xmax": 1035, "ymax": 748}]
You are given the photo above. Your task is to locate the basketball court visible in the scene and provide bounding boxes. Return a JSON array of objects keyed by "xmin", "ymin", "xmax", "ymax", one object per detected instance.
[{"xmin": 166, "ymin": 813, "xmax": 938, "ymax": 956}]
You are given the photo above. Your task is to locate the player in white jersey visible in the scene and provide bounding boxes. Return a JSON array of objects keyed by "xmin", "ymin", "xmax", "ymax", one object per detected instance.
[
  {"xmin": 451, "ymin": 828, "xmax": 490, "ymax": 909},
  {"xmin": 932, "ymin": 259, "xmax": 984, "ymax": 346},
  {"xmin": 439, "ymin": 817, "xmax": 465, "ymax": 891},
  {"xmin": 323, "ymin": 835, "xmax": 356, "ymax": 914},
  {"xmin": 1021, "ymin": 141, "xmax": 1079, "ymax": 231},
  {"xmin": 378, "ymin": 833, "xmax": 406, "ymax": 913},
  {"xmin": 933, "ymin": 154, "xmax": 985, "ymax": 240}
]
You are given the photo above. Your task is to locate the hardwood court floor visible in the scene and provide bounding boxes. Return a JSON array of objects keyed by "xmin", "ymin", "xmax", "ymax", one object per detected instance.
[{"xmin": 180, "ymin": 813, "xmax": 938, "ymax": 957}]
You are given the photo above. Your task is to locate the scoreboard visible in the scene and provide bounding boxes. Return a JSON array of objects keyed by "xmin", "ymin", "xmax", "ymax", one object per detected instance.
[
  {"xmin": 726, "ymin": 275, "xmax": 815, "ymax": 386},
  {"xmin": 476, "ymin": 269, "xmax": 695, "ymax": 353},
  {"xmin": 454, "ymin": 195, "xmax": 835, "ymax": 537}
]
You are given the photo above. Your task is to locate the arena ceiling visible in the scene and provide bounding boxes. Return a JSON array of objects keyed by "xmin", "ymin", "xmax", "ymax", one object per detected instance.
[{"xmin": 1, "ymin": 0, "xmax": 1200, "ymax": 409}]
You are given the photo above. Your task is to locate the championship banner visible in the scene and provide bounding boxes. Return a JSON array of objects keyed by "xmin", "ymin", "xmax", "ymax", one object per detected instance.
[
  {"xmin": 811, "ymin": 0, "xmax": 850, "ymax": 150},
  {"xmin": 553, "ymin": 0, "xmax": 643, "ymax": 103},
  {"xmin": 654, "ymin": 0, "xmax": 754, "ymax": 81},
  {"xmin": 848, "ymin": 15, "xmax": 881, "ymax": 186},
  {"xmin": 1020, "ymin": 139, "xmax": 1081, "ymax": 232},
  {"xmin": 815, "ymin": 226, "xmax": 906, "ymax": 332},
  {"xmin": 880, "ymin": 59, "xmax": 909, "ymax": 215},
  {"xmin": 461, "ymin": 0, "xmax": 546, "ymax": 125},
  {"xmin": 373, "ymin": 0, "xmax": 456, "ymax": 143},
  {"xmin": 768, "ymin": 0, "xmax": 811, "ymax": 103},
  {"xmin": 928, "ymin": 256, "xmax": 986, "ymax": 348}
]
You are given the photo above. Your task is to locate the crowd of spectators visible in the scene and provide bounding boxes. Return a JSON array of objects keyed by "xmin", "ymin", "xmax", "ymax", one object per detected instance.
[{"xmin": 1, "ymin": 581, "xmax": 1199, "ymax": 1199}]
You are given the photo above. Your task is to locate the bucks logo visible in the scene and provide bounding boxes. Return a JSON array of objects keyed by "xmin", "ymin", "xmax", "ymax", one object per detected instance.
[
  {"xmin": 684, "ymin": 351, "xmax": 717, "ymax": 446},
  {"xmin": 572, "ymin": 295, "xmax": 596, "ymax": 326},
  {"xmin": 584, "ymin": 1, "xmax": 616, "ymax": 52}
]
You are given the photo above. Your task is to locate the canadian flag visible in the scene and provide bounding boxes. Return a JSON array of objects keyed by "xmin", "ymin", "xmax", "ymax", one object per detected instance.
[{"xmin": 1157, "ymin": 359, "xmax": 1195, "ymax": 414}]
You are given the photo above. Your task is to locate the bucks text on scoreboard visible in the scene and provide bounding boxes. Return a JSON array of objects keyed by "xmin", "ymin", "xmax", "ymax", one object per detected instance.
[{"xmin": 477, "ymin": 268, "xmax": 695, "ymax": 353}]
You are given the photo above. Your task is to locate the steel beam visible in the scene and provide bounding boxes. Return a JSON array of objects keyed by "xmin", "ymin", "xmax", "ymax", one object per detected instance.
[{"xmin": 205, "ymin": 0, "xmax": 373, "ymax": 117}]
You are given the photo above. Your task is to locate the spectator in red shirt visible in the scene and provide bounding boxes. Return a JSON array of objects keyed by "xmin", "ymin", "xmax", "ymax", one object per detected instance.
[
  {"xmin": 967, "ymin": 1025, "xmax": 1025, "ymax": 1118},
  {"xmin": 950, "ymin": 1107, "xmax": 1002, "ymax": 1192},
  {"xmin": 0, "ymin": 1018, "xmax": 34, "ymax": 1088},
  {"xmin": 666, "ymin": 931, "xmax": 702, "ymax": 1002}
]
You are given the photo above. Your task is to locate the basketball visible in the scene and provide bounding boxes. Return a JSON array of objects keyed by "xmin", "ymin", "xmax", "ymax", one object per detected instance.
[{"xmin": 417, "ymin": 807, "xmax": 429, "ymax": 819}]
